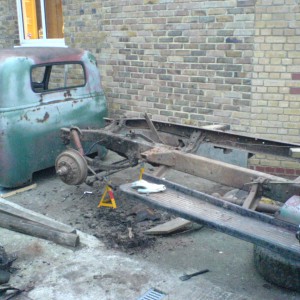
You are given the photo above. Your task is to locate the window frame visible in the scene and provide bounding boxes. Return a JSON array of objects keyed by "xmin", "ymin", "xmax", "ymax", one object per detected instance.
[
  {"xmin": 16, "ymin": 0, "xmax": 66, "ymax": 47},
  {"xmin": 30, "ymin": 62, "xmax": 87, "ymax": 94}
]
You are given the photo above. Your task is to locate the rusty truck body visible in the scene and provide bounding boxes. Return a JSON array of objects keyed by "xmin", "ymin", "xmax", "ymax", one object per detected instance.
[{"xmin": 0, "ymin": 47, "xmax": 107, "ymax": 188}]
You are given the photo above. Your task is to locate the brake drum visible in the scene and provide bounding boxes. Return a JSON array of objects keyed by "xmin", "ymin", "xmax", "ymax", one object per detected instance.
[{"xmin": 55, "ymin": 149, "xmax": 88, "ymax": 185}]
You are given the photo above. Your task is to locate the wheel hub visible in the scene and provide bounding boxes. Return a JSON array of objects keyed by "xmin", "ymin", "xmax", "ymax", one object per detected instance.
[{"xmin": 55, "ymin": 149, "xmax": 88, "ymax": 185}]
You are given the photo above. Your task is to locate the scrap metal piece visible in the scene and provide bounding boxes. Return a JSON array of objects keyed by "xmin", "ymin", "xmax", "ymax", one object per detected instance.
[
  {"xmin": 275, "ymin": 195, "xmax": 300, "ymax": 225},
  {"xmin": 183, "ymin": 130, "xmax": 204, "ymax": 153},
  {"xmin": 220, "ymin": 190, "xmax": 280, "ymax": 214},
  {"xmin": 55, "ymin": 149, "xmax": 88, "ymax": 185},
  {"xmin": 179, "ymin": 269, "xmax": 209, "ymax": 281},
  {"xmin": 79, "ymin": 191, "xmax": 93, "ymax": 200},
  {"xmin": 242, "ymin": 178, "xmax": 266, "ymax": 210},
  {"xmin": 144, "ymin": 113, "xmax": 165, "ymax": 144},
  {"xmin": 70, "ymin": 127, "xmax": 84, "ymax": 155},
  {"xmin": 84, "ymin": 191, "xmax": 93, "ymax": 195}
]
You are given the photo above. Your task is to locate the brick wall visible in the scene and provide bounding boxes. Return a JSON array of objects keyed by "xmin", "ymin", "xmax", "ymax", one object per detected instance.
[
  {"xmin": 64, "ymin": 0, "xmax": 255, "ymax": 128},
  {"xmin": 0, "ymin": 1, "xmax": 19, "ymax": 48},
  {"xmin": 63, "ymin": 0, "xmax": 300, "ymax": 176},
  {"xmin": 250, "ymin": 0, "xmax": 300, "ymax": 142},
  {"xmin": 247, "ymin": 0, "xmax": 300, "ymax": 176}
]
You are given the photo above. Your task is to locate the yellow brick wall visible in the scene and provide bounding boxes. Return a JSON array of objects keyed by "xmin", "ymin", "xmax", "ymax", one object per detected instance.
[
  {"xmin": 247, "ymin": 0, "xmax": 300, "ymax": 174},
  {"xmin": 250, "ymin": 1, "xmax": 300, "ymax": 141}
]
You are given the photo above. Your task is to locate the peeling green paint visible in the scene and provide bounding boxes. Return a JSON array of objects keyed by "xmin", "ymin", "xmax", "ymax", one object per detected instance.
[{"xmin": 0, "ymin": 48, "xmax": 107, "ymax": 188}]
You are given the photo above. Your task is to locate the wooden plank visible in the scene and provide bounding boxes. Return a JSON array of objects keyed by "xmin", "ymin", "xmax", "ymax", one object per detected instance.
[
  {"xmin": 0, "ymin": 213, "xmax": 79, "ymax": 248},
  {"xmin": 145, "ymin": 217, "xmax": 192, "ymax": 235},
  {"xmin": 0, "ymin": 197, "xmax": 76, "ymax": 234},
  {"xmin": 142, "ymin": 148, "xmax": 291, "ymax": 189},
  {"xmin": 142, "ymin": 148, "xmax": 300, "ymax": 202},
  {"xmin": 0, "ymin": 184, "xmax": 37, "ymax": 198}
]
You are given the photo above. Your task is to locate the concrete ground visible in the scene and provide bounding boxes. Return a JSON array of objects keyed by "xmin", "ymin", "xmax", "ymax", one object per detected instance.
[{"xmin": 1, "ymin": 152, "xmax": 300, "ymax": 300}]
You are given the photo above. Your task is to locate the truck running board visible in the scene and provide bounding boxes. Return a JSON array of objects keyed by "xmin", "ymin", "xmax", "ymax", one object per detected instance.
[{"xmin": 120, "ymin": 174, "xmax": 300, "ymax": 260}]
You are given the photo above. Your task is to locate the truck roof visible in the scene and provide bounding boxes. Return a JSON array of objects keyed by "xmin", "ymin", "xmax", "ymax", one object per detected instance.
[{"xmin": 0, "ymin": 47, "xmax": 87, "ymax": 64}]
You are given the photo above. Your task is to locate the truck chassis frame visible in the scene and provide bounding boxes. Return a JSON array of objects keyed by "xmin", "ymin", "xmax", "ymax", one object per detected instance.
[{"xmin": 56, "ymin": 116, "xmax": 300, "ymax": 261}]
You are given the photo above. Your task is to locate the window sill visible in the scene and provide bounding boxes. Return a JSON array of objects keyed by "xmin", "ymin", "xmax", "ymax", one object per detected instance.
[{"xmin": 16, "ymin": 39, "xmax": 67, "ymax": 48}]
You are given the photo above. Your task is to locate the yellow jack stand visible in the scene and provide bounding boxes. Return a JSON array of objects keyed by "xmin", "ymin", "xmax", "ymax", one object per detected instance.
[
  {"xmin": 139, "ymin": 162, "xmax": 145, "ymax": 180},
  {"xmin": 98, "ymin": 185, "xmax": 117, "ymax": 209}
]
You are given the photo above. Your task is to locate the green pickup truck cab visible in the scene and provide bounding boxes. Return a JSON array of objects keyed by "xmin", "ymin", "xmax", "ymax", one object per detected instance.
[{"xmin": 0, "ymin": 47, "xmax": 107, "ymax": 188}]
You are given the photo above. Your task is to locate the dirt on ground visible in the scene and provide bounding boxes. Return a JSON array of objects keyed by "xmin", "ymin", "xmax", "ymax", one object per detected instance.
[
  {"xmin": 34, "ymin": 157, "xmax": 229, "ymax": 254},
  {"xmin": 1, "ymin": 156, "xmax": 179, "ymax": 254},
  {"xmin": 66, "ymin": 186, "xmax": 171, "ymax": 254},
  {"xmin": 13, "ymin": 151, "xmax": 223, "ymax": 256}
]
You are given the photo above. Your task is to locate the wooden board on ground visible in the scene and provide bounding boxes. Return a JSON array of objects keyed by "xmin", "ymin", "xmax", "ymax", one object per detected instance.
[
  {"xmin": 0, "ymin": 183, "xmax": 37, "ymax": 198},
  {"xmin": 0, "ymin": 197, "xmax": 79, "ymax": 247},
  {"xmin": 0, "ymin": 213, "xmax": 79, "ymax": 248},
  {"xmin": 0, "ymin": 197, "xmax": 76, "ymax": 234},
  {"xmin": 145, "ymin": 217, "xmax": 192, "ymax": 235}
]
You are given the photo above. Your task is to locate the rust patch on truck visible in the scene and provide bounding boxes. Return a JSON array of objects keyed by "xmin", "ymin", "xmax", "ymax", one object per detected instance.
[
  {"xmin": 20, "ymin": 113, "xmax": 30, "ymax": 121},
  {"xmin": 36, "ymin": 112, "xmax": 50, "ymax": 123},
  {"xmin": 64, "ymin": 90, "xmax": 72, "ymax": 98}
]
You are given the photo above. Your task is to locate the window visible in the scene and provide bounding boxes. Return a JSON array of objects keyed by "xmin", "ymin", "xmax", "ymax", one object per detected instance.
[
  {"xmin": 31, "ymin": 63, "xmax": 86, "ymax": 93},
  {"xmin": 16, "ymin": 0, "xmax": 65, "ymax": 47}
]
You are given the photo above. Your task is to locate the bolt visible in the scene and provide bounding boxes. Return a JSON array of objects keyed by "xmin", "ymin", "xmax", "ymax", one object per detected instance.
[{"xmin": 57, "ymin": 166, "xmax": 69, "ymax": 176}]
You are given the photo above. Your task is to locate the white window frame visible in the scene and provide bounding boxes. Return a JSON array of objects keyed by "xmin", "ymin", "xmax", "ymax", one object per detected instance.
[{"xmin": 16, "ymin": 0, "xmax": 66, "ymax": 47}]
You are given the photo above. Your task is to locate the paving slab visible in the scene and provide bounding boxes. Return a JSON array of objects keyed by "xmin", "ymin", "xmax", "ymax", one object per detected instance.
[{"xmin": 2, "ymin": 228, "xmax": 252, "ymax": 300}]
